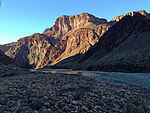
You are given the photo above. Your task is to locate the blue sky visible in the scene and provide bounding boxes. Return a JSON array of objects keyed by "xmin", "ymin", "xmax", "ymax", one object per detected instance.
[{"xmin": 0, "ymin": 0, "xmax": 150, "ymax": 44}]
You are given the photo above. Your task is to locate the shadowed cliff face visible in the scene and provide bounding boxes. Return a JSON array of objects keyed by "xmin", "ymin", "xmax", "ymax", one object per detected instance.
[
  {"xmin": 110, "ymin": 10, "xmax": 150, "ymax": 23},
  {"xmin": 0, "ymin": 49, "xmax": 16, "ymax": 66},
  {"xmin": 78, "ymin": 13, "xmax": 150, "ymax": 72},
  {"xmin": 80, "ymin": 13, "xmax": 150, "ymax": 62},
  {"xmin": 5, "ymin": 13, "xmax": 110, "ymax": 69},
  {"xmin": 0, "ymin": 42, "xmax": 16, "ymax": 52},
  {"xmin": 5, "ymin": 33, "xmax": 54, "ymax": 68},
  {"xmin": 0, "ymin": 50, "xmax": 29, "ymax": 78}
]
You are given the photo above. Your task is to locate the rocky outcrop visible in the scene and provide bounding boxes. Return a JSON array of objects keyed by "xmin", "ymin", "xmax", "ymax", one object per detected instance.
[
  {"xmin": 6, "ymin": 11, "xmax": 150, "ymax": 72},
  {"xmin": 0, "ymin": 50, "xmax": 29, "ymax": 78},
  {"xmin": 110, "ymin": 10, "xmax": 149, "ymax": 22},
  {"xmin": 0, "ymin": 42, "xmax": 16, "ymax": 52},
  {"xmin": 6, "ymin": 13, "xmax": 110, "ymax": 69},
  {"xmin": 78, "ymin": 13, "xmax": 150, "ymax": 72},
  {"xmin": 0, "ymin": 49, "xmax": 15, "ymax": 66},
  {"xmin": 51, "ymin": 24, "xmax": 110, "ymax": 65},
  {"xmin": 87, "ymin": 31, "xmax": 150, "ymax": 72},
  {"xmin": 43, "ymin": 13, "xmax": 108, "ymax": 38},
  {"xmin": 6, "ymin": 33, "xmax": 55, "ymax": 68}
]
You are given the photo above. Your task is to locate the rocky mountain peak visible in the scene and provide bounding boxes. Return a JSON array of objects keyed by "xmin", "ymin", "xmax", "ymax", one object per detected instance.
[
  {"xmin": 6, "ymin": 11, "xmax": 150, "ymax": 71},
  {"xmin": 43, "ymin": 13, "xmax": 108, "ymax": 38},
  {"xmin": 110, "ymin": 10, "xmax": 149, "ymax": 22},
  {"xmin": 6, "ymin": 13, "xmax": 110, "ymax": 69}
]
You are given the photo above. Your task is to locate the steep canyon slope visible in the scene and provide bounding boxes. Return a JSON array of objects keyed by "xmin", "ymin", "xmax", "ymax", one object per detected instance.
[
  {"xmin": 78, "ymin": 12, "xmax": 150, "ymax": 72},
  {"xmin": 5, "ymin": 10, "xmax": 150, "ymax": 72},
  {"xmin": 0, "ymin": 49, "xmax": 15, "ymax": 66},
  {"xmin": 54, "ymin": 10, "xmax": 150, "ymax": 73},
  {"xmin": 0, "ymin": 42, "xmax": 16, "ymax": 52},
  {"xmin": 6, "ymin": 13, "xmax": 110, "ymax": 69}
]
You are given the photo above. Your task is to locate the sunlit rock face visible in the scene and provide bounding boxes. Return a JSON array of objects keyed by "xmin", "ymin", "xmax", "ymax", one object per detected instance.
[
  {"xmin": 43, "ymin": 13, "xmax": 108, "ymax": 38},
  {"xmin": 6, "ymin": 11, "xmax": 150, "ymax": 72},
  {"xmin": 6, "ymin": 13, "xmax": 110, "ymax": 69},
  {"xmin": 51, "ymin": 24, "xmax": 110, "ymax": 65}
]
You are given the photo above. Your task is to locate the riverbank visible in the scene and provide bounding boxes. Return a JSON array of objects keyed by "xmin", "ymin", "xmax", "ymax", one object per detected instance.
[
  {"xmin": 0, "ymin": 72, "xmax": 150, "ymax": 112},
  {"xmin": 35, "ymin": 68, "xmax": 150, "ymax": 88}
]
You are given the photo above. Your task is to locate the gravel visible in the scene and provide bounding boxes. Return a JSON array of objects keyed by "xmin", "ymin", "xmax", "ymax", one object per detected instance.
[{"xmin": 0, "ymin": 72, "xmax": 150, "ymax": 113}]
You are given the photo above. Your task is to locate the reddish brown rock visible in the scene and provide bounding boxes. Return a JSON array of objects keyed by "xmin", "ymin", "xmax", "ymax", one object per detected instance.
[
  {"xmin": 52, "ymin": 24, "xmax": 109, "ymax": 65},
  {"xmin": 43, "ymin": 13, "xmax": 108, "ymax": 38},
  {"xmin": 79, "ymin": 13, "xmax": 150, "ymax": 72},
  {"xmin": 0, "ymin": 42, "xmax": 16, "ymax": 52},
  {"xmin": 0, "ymin": 49, "xmax": 15, "ymax": 66},
  {"xmin": 6, "ymin": 13, "xmax": 110, "ymax": 69},
  {"xmin": 5, "ymin": 11, "xmax": 150, "ymax": 72},
  {"xmin": 5, "ymin": 33, "xmax": 54, "ymax": 68},
  {"xmin": 110, "ymin": 10, "xmax": 149, "ymax": 23}
]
